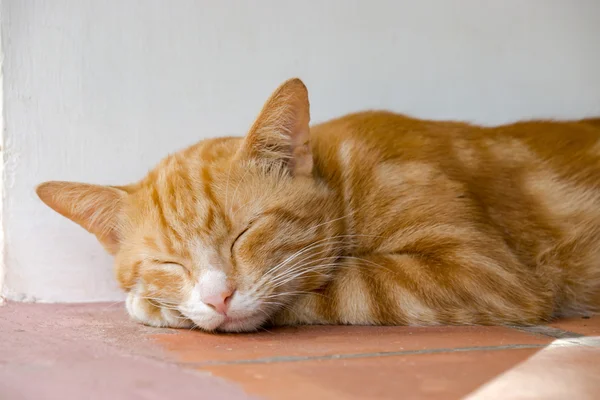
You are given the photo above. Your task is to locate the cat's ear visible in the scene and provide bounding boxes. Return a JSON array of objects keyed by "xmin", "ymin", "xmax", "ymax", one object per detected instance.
[
  {"xmin": 36, "ymin": 181, "xmax": 129, "ymax": 255},
  {"xmin": 237, "ymin": 78, "xmax": 312, "ymax": 176}
]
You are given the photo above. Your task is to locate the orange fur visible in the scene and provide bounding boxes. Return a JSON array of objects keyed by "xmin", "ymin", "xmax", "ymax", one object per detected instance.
[{"xmin": 37, "ymin": 78, "xmax": 600, "ymax": 331}]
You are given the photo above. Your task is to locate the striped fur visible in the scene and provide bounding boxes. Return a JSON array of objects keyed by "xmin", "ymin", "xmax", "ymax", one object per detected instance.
[{"xmin": 37, "ymin": 78, "xmax": 600, "ymax": 331}]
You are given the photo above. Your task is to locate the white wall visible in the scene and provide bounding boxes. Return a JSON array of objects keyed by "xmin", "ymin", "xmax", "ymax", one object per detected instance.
[
  {"xmin": 2, "ymin": 0, "xmax": 600, "ymax": 302},
  {"xmin": 0, "ymin": 5, "xmax": 5, "ymax": 305}
]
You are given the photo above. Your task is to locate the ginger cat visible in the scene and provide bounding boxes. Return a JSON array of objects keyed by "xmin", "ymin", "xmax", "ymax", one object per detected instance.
[{"xmin": 37, "ymin": 78, "xmax": 600, "ymax": 332}]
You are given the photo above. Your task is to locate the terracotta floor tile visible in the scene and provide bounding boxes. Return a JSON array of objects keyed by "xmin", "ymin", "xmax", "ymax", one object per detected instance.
[
  {"xmin": 201, "ymin": 348, "xmax": 540, "ymax": 400},
  {"xmin": 3, "ymin": 302, "xmax": 599, "ymax": 399},
  {"xmin": 0, "ymin": 302, "xmax": 256, "ymax": 400},
  {"xmin": 549, "ymin": 315, "xmax": 600, "ymax": 336},
  {"xmin": 467, "ymin": 338, "xmax": 600, "ymax": 399},
  {"xmin": 152, "ymin": 325, "xmax": 550, "ymax": 364}
]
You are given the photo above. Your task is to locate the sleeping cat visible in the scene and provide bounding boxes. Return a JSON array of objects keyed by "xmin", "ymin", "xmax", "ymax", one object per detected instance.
[{"xmin": 37, "ymin": 78, "xmax": 600, "ymax": 332}]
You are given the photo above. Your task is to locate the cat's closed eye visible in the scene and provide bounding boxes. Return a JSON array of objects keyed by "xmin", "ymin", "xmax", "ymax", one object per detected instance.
[
  {"xmin": 231, "ymin": 225, "xmax": 252, "ymax": 255},
  {"xmin": 149, "ymin": 259, "xmax": 189, "ymax": 274}
]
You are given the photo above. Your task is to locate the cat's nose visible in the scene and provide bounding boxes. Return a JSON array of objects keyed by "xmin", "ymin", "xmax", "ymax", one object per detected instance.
[{"xmin": 201, "ymin": 289, "xmax": 234, "ymax": 315}]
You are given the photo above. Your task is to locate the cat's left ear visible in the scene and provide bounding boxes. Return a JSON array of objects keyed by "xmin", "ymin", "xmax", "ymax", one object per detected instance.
[{"xmin": 237, "ymin": 78, "xmax": 312, "ymax": 176}]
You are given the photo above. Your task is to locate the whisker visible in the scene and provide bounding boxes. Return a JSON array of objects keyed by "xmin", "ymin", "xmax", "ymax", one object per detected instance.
[
  {"xmin": 269, "ymin": 263, "xmax": 340, "ymax": 290},
  {"xmin": 265, "ymin": 254, "xmax": 337, "ymax": 284},
  {"xmin": 249, "ymin": 231, "xmax": 392, "ymax": 293},
  {"xmin": 263, "ymin": 245, "xmax": 344, "ymax": 282},
  {"xmin": 228, "ymin": 167, "xmax": 252, "ymax": 214},
  {"xmin": 257, "ymin": 325, "xmax": 275, "ymax": 334},
  {"xmin": 304, "ymin": 211, "xmax": 357, "ymax": 234},
  {"xmin": 265, "ymin": 260, "xmax": 338, "ymax": 289},
  {"xmin": 257, "ymin": 237, "xmax": 350, "ymax": 281},
  {"xmin": 341, "ymin": 255, "xmax": 400, "ymax": 277},
  {"xmin": 224, "ymin": 160, "xmax": 234, "ymax": 212},
  {"xmin": 135, "ymin": 296, "xmax": 188, "ymax": 314},
  {"xmin": 266, "ymin": 249, "xmax": 339, "ymax": 280},
  {"xmin": 261, "ymin": 290, "xmax": 327, "ymax": 300},
  {"xmin": 256, "ymin": 231, "xmax": 393, "ymax": 289},
  {"xmin": 262, "ymin": 300, "xmax": 303, "ymax": 321},
  {"xmin": 101, "ymin": 301, "xmax": 125, "ymax": 311}
]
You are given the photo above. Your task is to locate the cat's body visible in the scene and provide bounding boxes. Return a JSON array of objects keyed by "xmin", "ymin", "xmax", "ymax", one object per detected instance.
[
  {"xmin": 37, "ymin": 79, "xmax": 600, "ymax": 332},
  {"xmin": 278, "ymin": 112, "xmax": 600, "ymax": 326}
]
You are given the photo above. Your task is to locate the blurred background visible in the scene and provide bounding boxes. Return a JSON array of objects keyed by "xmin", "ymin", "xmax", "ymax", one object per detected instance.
[{"xmin": 1, "ymin": 0, "xmax": 599, "ymax": 303}]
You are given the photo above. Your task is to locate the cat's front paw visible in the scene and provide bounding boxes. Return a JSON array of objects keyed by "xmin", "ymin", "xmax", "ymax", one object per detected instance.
[{"xmin": 125, "ymin": 292, "xmax": 194, "ymax": 329}]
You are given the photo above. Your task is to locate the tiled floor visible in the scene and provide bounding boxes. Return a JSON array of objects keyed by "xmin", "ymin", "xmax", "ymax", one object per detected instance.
[{"xmin": 1, "ymin": 302, "xmax": 599, "ymax": 399}]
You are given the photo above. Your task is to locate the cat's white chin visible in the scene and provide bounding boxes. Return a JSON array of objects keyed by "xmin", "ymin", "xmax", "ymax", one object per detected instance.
[
  {"xmin": 188, "ymin": 312, "xmax": 266, "ymax": 333},
  {"xmin": 216, "ymin": 314, "xmax": 267, "ymax": 333}
]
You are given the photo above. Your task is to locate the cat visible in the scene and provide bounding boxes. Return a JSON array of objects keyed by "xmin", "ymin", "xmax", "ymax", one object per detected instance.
[{"xmin": 36, "ymin": 78, "xmax": 600, "ymax": 332}]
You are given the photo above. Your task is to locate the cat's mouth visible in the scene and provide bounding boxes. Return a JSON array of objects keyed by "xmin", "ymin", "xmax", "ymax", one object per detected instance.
[{"xmin": 216, "ymin": 313, "xmax": 265, "ymax": 332}]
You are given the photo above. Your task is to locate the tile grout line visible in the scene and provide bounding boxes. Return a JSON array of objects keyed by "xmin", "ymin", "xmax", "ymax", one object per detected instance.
[
  {"xmin": 180, "ymin": 343, "xmax": 548, "ymax": 367},
  {"xmin": 508, "ymin": 325, "xmax": 585, "ymax": 339}
]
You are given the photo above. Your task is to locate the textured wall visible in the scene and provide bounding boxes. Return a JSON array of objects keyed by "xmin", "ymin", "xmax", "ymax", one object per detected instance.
[{"xmin": 2, "ymin": 0, "xmax": 600, "ymax": 302}]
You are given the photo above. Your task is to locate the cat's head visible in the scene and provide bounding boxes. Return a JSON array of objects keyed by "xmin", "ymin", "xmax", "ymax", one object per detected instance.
[{"xmin": 36, "ymin": 78, "xmax": 341, "ymax": 332}]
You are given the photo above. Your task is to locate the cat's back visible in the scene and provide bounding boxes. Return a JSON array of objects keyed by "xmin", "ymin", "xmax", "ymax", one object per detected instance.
[
  {"xmin": 311, "ymin": 111, "xmax": 600, "ymax": 163},
  {"xmin": 311, "ymin": 110, "xmax": 600, "ymax": 191},
  {"xmin": 310, "ymin": 111, "xmax": 600, "ymax": 271}
]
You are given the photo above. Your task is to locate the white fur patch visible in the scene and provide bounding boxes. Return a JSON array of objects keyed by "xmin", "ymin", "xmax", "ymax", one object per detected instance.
[
  {"xmin": 525, "ymin": 170, "xmax": 600, "ymax": 220},
  {"xmin": 125, "ymin": 291, "xmax": 193, "ymax": 329},
  {"xmin": 453, "ymin": 139, "xmax": 479, "ymax": 169},
  {"xmin": 485, "ymin": 137, "xmax": 535, "ymax": 163},
  {"xmin": 396, "ymin": 289, "xmax": 437, "ymax": 325},
  {"xmin": 336, "ymin": 265, "xmax": 373, "ymax": 324}
]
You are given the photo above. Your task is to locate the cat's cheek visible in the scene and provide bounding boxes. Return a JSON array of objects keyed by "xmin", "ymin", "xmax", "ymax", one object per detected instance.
[{"xmin": 125, "ymin": 292, "xmax": 194, "ymax": 329}]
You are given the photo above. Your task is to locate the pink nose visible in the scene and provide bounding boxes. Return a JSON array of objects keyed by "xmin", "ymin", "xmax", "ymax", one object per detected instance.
[{"xmin": 201, "ymin": 289, "xmax": 234, "ymax": 315}]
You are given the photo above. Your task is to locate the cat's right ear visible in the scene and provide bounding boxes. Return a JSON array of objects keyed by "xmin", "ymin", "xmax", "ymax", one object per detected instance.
[{"xmin": 36, "ymin": 181, "xmax": 128, "ymax": 255}]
